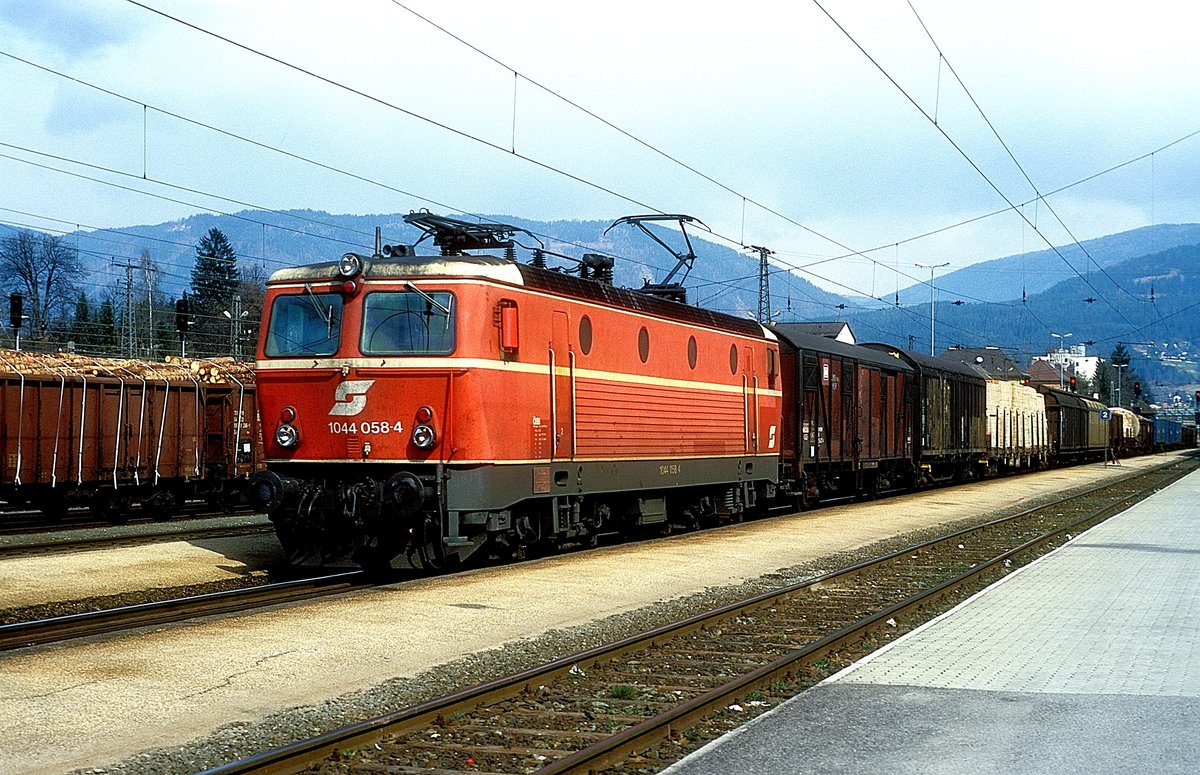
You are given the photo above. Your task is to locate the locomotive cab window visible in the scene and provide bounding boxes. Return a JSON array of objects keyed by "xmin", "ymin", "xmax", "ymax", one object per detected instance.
[
  {"xmin": 361, "ymin": 289, "xmax": 455, "ymax": 355},
  {"xmin": 265, "ymin": 291, "xmax": 344, "ymax": 357}
]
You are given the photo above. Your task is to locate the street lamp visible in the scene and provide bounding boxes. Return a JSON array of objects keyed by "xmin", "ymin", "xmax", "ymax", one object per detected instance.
[
  {"xmin": 915, "ymin": 262, "xmax": 950, "ymax": 356},
  {"xmin": 222, "ymin": 294, "xmax": 249, "ymax": 359},
  {"xmin": 1051, "ymin": 332, "xmax": 1073, "ymax": 388}
]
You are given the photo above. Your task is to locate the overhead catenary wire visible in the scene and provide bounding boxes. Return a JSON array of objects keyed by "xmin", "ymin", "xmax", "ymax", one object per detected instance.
[
  {"xmin": 903, "ymin": 0, "xmax": 1147, "ymax": 308},
  {"xmin": 117, "ymin": 0, "xmax": 918, "ymax": 300},
  {"xmin": 810, "ymin": 0, "xmax": 1141, "ymax": 333},
  {"xmin": 2, "ymin": 3, "xmax": 1192, "ymax": 359}
]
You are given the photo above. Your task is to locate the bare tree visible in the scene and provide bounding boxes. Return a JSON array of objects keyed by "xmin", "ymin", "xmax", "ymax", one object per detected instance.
[
  {"xmin": 0, "ymin": 229, "xmax": 83, "ymax": 340},
  {"xmin": 234, "ymin": 259, "xmax": 268, "ymax": 360}
]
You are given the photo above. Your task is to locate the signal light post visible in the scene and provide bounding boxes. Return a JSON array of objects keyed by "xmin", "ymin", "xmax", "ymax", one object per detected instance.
[
  {"xmin": 175, "ymin": 296, "xmax": 190, "ymax": 357},
  {"xmin": 9, "ymin": 292, "xmax": 25, "ymax": 351}
]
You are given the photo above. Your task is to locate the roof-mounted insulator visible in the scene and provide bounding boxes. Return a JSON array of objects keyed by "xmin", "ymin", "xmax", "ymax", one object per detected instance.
[{"xmin": 581, "ymin": 253, "xmax": 614, "ymax": 286}]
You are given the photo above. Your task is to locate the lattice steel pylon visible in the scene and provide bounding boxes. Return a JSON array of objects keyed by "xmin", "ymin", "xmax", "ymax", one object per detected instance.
[{"xmin": 750, "ymin": 245, "xmax": 773, "ymax": 324}]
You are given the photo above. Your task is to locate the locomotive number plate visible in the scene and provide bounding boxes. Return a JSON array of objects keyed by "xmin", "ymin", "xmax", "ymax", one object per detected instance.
[
  {"xmin": 328, "ymin": 420, "xmax": 404, "ymax": 435},
  {"xmin": 659, "ymin": 463, "xmax": 681, "ymax": 476}
]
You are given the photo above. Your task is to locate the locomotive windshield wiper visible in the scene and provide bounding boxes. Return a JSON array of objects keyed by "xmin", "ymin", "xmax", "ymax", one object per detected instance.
[
  {"xmin": 404, "ymin": 282, "xmax": 451, "ymax": 317},
  {"xmin": 302, "ymin": 283, "xmax": 335, "ymax": 336}
]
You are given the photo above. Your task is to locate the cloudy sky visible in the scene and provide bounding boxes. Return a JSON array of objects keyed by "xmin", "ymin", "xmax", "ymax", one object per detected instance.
[{"xmin": 1, "ymin": 0, "xmax": 1197, "ymax": 298}]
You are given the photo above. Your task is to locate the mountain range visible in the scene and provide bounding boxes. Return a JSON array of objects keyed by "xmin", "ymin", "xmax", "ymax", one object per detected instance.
[
  {"xmin": 2, "ymin": 213, "xmax": 1197, "ymax": 390},
  {"xmin": 893, "ymin": 223, "xmax": 1200, "ymax": 305}
]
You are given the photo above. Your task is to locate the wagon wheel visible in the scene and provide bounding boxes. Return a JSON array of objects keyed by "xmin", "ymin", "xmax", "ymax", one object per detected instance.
[
  {"xmin": 91, "ymin": 490, "xmax": 130, "ymax": 523},
  {"xmin": 140, "ymin": 486, "xmax": 182, "ymax": 518},
  {"xmin": 36, "ymin": 491, "xmax": 70, "ymax": 522},
  {"xmin": 863, "ymin": 472, "xmax": 881, "ymax": 501}
]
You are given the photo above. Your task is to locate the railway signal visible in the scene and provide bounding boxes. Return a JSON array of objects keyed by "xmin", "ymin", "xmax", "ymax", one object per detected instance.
[
  {"xmin": 9, "ymin": 292, "xmax": 25, "ymax": 351},
  {"xmin": 175, "ymin": 297, "xmax": 190, "ymax": 332},
  {"xmin": 175, "ymin": 296, "xmax": 191, "ymax": 356}
]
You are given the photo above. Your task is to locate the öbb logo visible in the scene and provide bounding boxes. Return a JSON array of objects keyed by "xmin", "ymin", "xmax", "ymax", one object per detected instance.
[{"xmin": 329, "ymin": 380, "xmax": 376, "ymax": 417}]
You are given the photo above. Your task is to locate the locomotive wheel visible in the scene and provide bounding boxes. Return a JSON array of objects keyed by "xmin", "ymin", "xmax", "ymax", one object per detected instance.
[{"xmin": 415, "ymin": 513, "xmax": 449, "ymax": 572}]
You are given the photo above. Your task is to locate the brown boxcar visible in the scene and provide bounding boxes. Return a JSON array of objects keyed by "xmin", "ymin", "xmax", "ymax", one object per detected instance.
[
  {"xmin": 1038, "ymin": 386, "xmax": 1107, "ymax": 460},
  {"xmin": 0, "ymin": 350, "xmax": 262, "ymax": 518},
  {"xmin": 772, "ymin": 326, "xmax": 914, "ymax": 501},
  {"xmin": 864, "ymin": 345, "xmax": 988, "ymax": 484}
]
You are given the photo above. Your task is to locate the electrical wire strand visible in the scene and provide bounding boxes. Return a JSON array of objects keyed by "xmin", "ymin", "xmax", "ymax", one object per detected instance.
[
  {"xmin": 2, "ymin": 3, "xmax": 1191, "ymax": 358},
  {"xmin": 811, "ymin": 0, "xmax": 1139, "ymax": 331}
]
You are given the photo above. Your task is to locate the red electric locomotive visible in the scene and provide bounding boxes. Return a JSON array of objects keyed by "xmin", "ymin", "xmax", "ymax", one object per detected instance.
[{"xmin": 249, "ymin": 213, "xmax": 783, "ymax": 568}]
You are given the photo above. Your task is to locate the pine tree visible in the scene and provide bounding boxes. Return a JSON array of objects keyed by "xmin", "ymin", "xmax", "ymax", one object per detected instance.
[
  {"xmin": 70, "ymin": 291, "xmax": 93, "ymax": 351},
  {"xmin": 190, "ymin": 228, "xmax": 240, "ymax": 355},
  {"xmin": 1108, "ymin": 344, "xmax": 1145, "ymax": 407},
  {"xmin": 1094, "ymin": 358, "xmax": 1111, "ymax": 404},
  {"xmin": 96, "ymin": 297, "xmax": 118, "ymax": 355}
]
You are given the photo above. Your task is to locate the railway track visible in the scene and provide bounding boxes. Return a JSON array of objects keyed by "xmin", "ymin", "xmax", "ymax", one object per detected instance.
[
  {"xmin": 0, "ymin": 571, "xmax": 369, "ymax": 651},
  {"xmin": 0, "ymin": 500, "xmax": 263, "ymax": 535},
  {"xmin": 0, "ymin": 515, "xmax": 273, "ymax": 559},
  {"xmin": 196, "ymin": 456, "xmax": 1196, "ymax": 775}
]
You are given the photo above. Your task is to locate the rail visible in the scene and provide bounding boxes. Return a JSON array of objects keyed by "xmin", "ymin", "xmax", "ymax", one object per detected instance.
[{"xmin": 0, "ymin": 570, "xmax": 366, "ymax": 651}]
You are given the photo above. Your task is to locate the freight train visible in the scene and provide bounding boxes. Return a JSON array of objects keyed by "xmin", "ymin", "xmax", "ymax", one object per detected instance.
[
  {"xmin": 0, "ymin": 351, "xmax": 262, "ymax": 519},
  {"xmin": 245, "ymin": 212, "xmax": 1190, "ymax": 570}
]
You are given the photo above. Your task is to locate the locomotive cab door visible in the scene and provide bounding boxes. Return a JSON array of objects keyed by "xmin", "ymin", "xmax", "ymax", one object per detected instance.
[{"xmin": 550, "ymin": 311, "xmax": 574, "ymax": 461}]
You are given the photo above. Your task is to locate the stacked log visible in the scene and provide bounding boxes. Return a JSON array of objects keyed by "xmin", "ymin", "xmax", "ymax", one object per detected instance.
[{"xmin": 0, "ymin": 349, "xmax": 255, "ymax": 384}]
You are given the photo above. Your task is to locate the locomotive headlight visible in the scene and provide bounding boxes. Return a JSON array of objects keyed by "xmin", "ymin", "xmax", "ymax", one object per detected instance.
[
  {"xmin": 275, "ymin": 423, "xmax": 300, "ymax": 449},
  {"xmin": 412, "ymin": 424, "xmax": 436, "ymax": 449},
  {"xmin": 337, "ymin": 252, "xmax": 364, "ymax": 279}
]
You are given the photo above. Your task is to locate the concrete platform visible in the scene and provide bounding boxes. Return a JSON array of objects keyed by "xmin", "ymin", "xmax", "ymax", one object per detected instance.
[{"xmin": 665, "ymin": 467, "xmax": 1200, "ymax": 775}]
